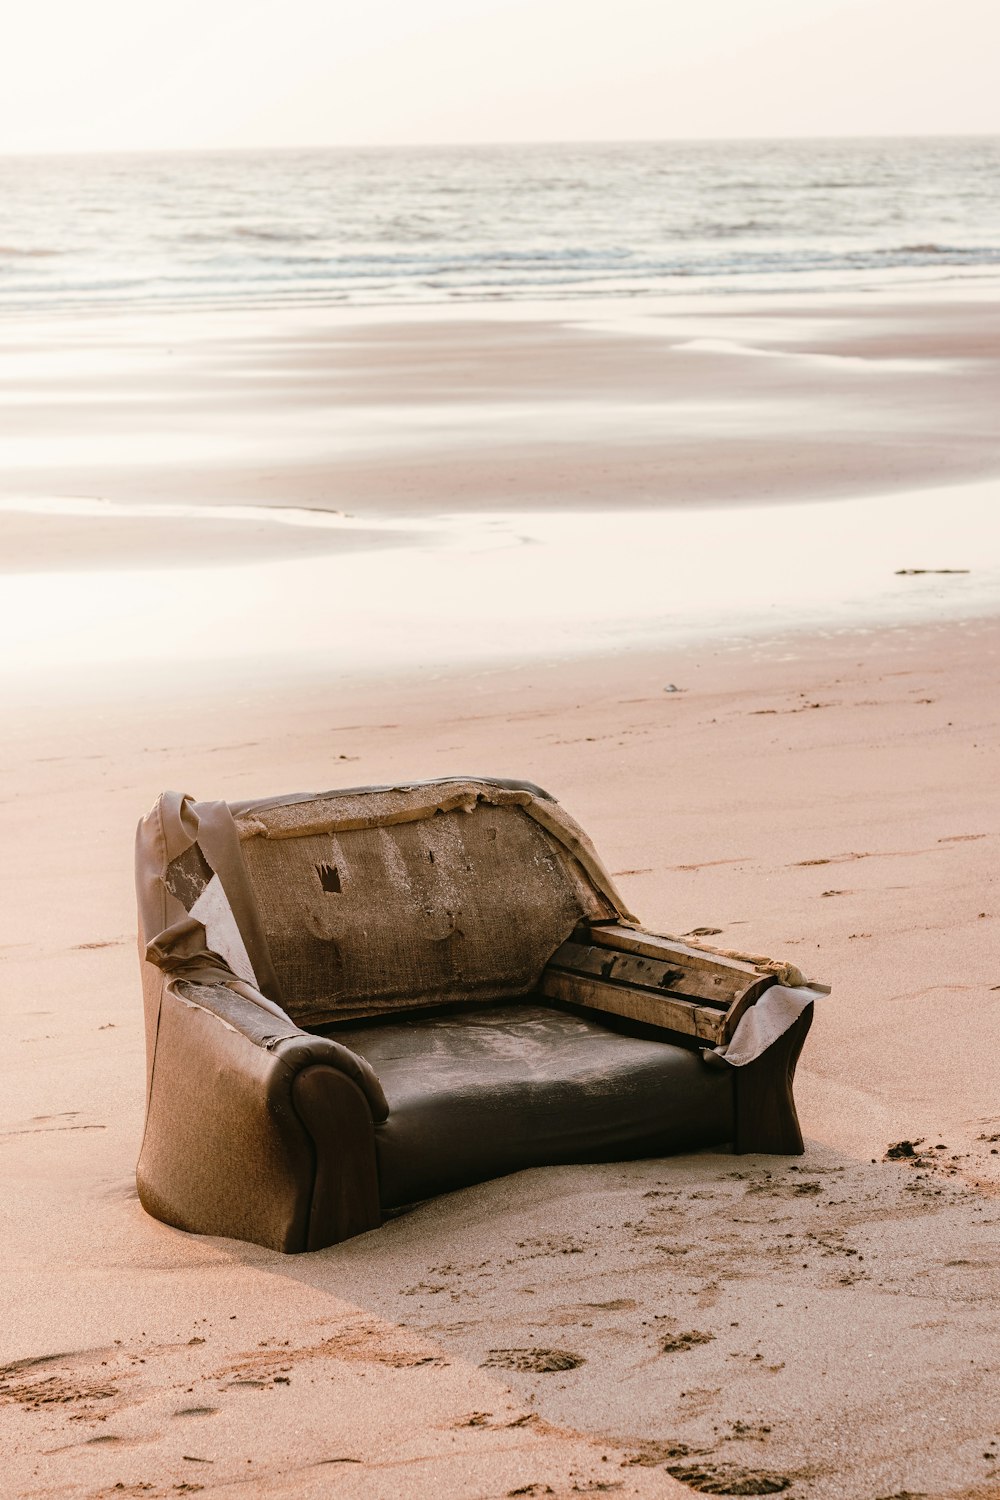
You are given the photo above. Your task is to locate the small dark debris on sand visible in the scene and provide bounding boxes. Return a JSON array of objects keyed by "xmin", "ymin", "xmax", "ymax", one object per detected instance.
[
  {"xmin": 622, "ymin": 1440, "xmax": 693, "ymax": 1466},
  {"xmin": 728, "ymin": 1422, "xmax": 773, "ymax": 1440},
  {"xmin": 456, "ymin": 1410, "xmax": 492, "ymax": 1426},
  {"xmin": 885, "ymin": 1140, "xmax": 923, "ymax": 1160},
  {"xmin": 666, "ymin": 1464, "xmax": 791, "ymax": 1495},
  {"xmin": 660, "ymin": 1330, "xmax": 715, "ymax": 1355},
  {"xmin": 894, "ymin": 568, "xmax": 969, "ymax": 576},
  {"xmin": 483, "ymin": 1348, "xmax": 585, "ymax": 1373}
]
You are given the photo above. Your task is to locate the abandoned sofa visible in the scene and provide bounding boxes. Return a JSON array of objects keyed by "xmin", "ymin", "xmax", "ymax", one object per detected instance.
[{"xmin": 135, "ymin": 777, "xmax": 825, "ymax": 1253}]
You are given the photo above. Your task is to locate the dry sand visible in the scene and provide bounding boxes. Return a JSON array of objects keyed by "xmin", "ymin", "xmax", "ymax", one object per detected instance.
[
  {"xmin": 1, "ymin": 292, "xmax": 999, "ymax": 1499},
  {"xmin": 3, "ymin": 623, "xmax": 998, "ymax": 1500}
]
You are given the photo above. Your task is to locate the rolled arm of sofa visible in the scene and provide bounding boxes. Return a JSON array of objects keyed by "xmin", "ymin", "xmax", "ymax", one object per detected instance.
[{"xmin": 137, "ymin": 978, "xmax": 386, "ymax": 1252}]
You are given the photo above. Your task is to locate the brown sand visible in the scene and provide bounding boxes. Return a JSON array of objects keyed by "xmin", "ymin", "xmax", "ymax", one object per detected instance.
[
  {"xmin": 1, "ymin": 292, "xmax": 999, "ymax": 1498},
  {"xmin": 2, "ymin": 619, "xmax": 999, "ymax": 1499}
]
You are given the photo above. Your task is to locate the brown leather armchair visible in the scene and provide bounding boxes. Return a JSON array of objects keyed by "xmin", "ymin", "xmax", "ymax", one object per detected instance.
[{"xmin": 135, "ymin": 778, "xmax": 820, "ymax": 1253}]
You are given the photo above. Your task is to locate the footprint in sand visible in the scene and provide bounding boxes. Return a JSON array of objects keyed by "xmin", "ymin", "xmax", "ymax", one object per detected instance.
[
  {"xmin": 0, "ymin": 1364, "xmax": 120, "ymax": 1411},
  {"xmin": 482, "ymin": 1348, "xmax": 585, "ymax": 1373},
  {"xmin": 666, "ymin": 1461, "xmax": 792, "ymax": 1494},
  {"xmin": 659, "ymin": 1330, "xmax": 715, "ymax": 1354}
]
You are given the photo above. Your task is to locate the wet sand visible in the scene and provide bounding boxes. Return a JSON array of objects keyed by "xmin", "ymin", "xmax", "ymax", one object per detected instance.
[
  {"xmin": 3, "ymin": 290, "xmax": 1000, "ymax": 539},
  {"xmin": 1, "ymin": 290, "xmax": 999, "ymax": 1499}
]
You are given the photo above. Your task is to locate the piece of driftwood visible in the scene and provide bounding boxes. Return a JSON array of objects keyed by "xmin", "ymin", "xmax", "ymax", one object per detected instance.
[{"xmin": 541, "ymin": 923, "xmax": 774, "ymax": 1047}]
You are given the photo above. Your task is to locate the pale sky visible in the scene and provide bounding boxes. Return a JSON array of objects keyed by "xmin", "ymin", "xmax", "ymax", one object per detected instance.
[{"xmin": 2, "ymin": 0, "xmax": 998, "ymax": 155}]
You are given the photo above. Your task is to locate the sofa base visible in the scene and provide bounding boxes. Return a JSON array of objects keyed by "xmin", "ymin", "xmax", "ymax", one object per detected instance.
[{"xmin": 333, "ymin": 1002, "xmax": 735, "ymax": 1212}]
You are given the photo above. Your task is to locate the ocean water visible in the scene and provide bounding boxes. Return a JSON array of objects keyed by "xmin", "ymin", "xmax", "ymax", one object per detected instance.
[{"xmin": 1, "ymin": 137, "xmax": 998, "ymax": 314}]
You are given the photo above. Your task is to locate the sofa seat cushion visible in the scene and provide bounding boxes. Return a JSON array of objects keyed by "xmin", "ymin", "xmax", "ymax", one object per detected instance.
[{"xmin": 331, "ymin": 1003, "xmax": 734, "ymax": 1211}]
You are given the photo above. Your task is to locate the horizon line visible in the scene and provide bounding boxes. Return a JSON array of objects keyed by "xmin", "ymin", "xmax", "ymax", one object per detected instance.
[{"xmin": 2, "ymin": 129, "xmax": 998, "ymax": 161}]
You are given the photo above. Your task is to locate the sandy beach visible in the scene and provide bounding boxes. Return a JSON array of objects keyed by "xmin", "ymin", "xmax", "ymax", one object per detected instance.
[
  {"xmin": 2, "ymin": 289, "xmax": 999, "ymax": 1499},
  {"xmin": 4, "ymin": 290, "xmax": 1000, "ymax": 533}
]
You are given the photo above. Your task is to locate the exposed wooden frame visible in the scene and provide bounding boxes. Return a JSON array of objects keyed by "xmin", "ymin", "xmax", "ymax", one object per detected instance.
[{"xmin": 540, "ymin": 922, "xmax": 774, "ymax": 1048}]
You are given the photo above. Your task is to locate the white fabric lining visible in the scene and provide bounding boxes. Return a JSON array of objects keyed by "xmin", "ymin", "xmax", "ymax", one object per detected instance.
[
  {"xmin": 713, "ymin": 982, "xmax": 826, "ymax": 1067},
  {"xmin": 190, "ymin": 874, "xmax": 257, "ymax": 987}
]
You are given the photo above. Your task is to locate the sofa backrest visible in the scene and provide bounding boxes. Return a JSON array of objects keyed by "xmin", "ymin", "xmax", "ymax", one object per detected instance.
[{"xmin": 232, "ymin": 779, "xmax": 624, "ymax": 1028}]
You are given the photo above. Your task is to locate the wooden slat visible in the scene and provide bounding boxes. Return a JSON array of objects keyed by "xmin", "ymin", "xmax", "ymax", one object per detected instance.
[
  {"xmin": 585, "ymin": 923, "xmax": 765, "ymax": 982},
  {"xmin": 539, "ymin": 968, "xmax": 728, "ymax": 1046},
  {"xmin": 545, "ymin": 923, "xmax": 777, "ymax": 1043},
  {"xmin": 548, "ymin": 938, "xmax": 735, "ymax": 1008}
]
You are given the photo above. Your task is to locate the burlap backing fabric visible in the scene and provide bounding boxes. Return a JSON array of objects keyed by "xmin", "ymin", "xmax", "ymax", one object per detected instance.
[{"xmin": 235, "ymin": 786, "xmax": 618, "ymax": 1027}]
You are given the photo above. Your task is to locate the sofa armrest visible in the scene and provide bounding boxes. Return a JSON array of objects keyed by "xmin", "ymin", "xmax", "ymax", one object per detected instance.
[
  {"xmin": 137, "ymin": 978, "xmax": 384, "ymax": 1252},
  {"xmin": 542, "ymin": 922, "xmax": 819, "ymax": 1157},
  {"xmin": 731, "ymin": 1002, "xmax": 813, "ymax": 1154},
  {"xmin": 541, "ymin": 923, "xmax": 775, "ymax": 1046}
]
